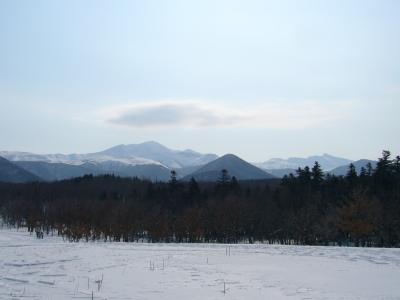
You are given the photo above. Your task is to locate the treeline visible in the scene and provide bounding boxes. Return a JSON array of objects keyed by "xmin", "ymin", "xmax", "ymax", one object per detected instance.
[{"xmin": 0, "ymin": 151, "xmax": 399, "ymax": 247}]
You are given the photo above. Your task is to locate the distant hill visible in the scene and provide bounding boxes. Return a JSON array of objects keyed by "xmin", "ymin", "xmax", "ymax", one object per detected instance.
[
  {"xmin": 114, "ymin": 164, "xmax": 171, "ymax": 181},
  {"xmin": 262, "ymin": 160, "xmax": 378, "ymax": 178},
  {"xmin": 15, "ymin": 161, "xmax": 171, "ymax": 182},
  {"xmin": 15, "ymin": 161, "xmax": 95, "ymax": 181},
  {"xmin": 329, "ymin": 159, "xmax": 377, "ymax": 176},
  {"xmin": 174, "ymin": 165, "xmax": 204, "ymax": 178},
  {"xmin": 184, "ymin": 154, "xmax": 275, "ymax": 181},
  {"xmin": 265, "ymin": 168, "xmax": 297, "ymax": 178},
  {"xmin": 257, "ymin": 154, "xmax": 353, "ymax": 171},
  {"xmin": 0, "ymin": 156, "xmax": 41, "ymax": 183}
]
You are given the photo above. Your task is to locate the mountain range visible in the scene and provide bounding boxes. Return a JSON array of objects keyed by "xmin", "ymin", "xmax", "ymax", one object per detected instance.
[
  {"xmin": 257, "ymin": 153, "xmax": 353, "ymax": 171},
  {"xmin": 0, "ymin": 141, "xmax": 376, "ymax": 183},
  {"xmin": 0, "ymin": 141, "xmax": 217, "ymax": 169}
]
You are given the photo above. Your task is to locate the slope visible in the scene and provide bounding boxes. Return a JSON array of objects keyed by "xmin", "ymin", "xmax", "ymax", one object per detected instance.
[{"xmin": 0, "ymin": 156, "xmax": 41, "ymax": 183}]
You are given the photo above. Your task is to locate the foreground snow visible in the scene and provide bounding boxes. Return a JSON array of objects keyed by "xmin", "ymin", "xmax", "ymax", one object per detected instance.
[{"xmin": 0, "ymin": 229, "xmax": 400, "ymax": 300}]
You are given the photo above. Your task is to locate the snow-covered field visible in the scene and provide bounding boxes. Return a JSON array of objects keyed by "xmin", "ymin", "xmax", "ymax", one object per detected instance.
[{"xmin": 1, "ymin": 229, "xmax": 400, "ymax": 300}]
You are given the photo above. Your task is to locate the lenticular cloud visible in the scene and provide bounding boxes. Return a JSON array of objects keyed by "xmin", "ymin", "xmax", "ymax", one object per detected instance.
[{"xmin": 102, "ymin": 100, "xmax": 354, "ymax": 129}]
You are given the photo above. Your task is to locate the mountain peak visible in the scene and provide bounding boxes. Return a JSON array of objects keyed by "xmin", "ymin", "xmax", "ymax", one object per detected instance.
[
  {"xmin": 142, "ymin": 140, "xmax": 160, "ymax": 145},
  {"xmin": 107, "ymin": 141, "xmax": 168, "ymax": 151},
  {"xmin": 140, "ymin": 140, "xmax": 167, "ymax": 147},
  {"xmin": 184, "ymin": 153, "xmax": 274, "ymax": 181},
  {"xmin": 218, "ymin": 153, "xmax": 244, "ymax": 162},
  {"xmin": 98, "ymin": 141, "xmax": 217, "ymax": 169},
  {"xmin": 220, "ymin": 153, "xmax": 239, "ymax": 158}
]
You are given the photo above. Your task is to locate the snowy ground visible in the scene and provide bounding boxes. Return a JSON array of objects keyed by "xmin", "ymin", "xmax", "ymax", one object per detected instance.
[{"xmin": 1, "ymin": 229, "xmax": 400, "ymax": 300}]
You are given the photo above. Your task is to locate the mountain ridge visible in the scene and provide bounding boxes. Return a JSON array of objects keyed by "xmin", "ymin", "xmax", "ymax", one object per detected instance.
[
  {"xmin": 0, "ymin": 141, "xmax": 217, "ymax": 169},
  {"xmin": 257, "ymin": 153, "xmax": 353, "ymax": 171},
  {"xmin": 1, "ymin": 142, "xmax": 365, "ymax": 182}
]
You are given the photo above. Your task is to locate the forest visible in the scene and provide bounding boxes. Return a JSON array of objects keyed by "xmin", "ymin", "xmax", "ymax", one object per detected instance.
[{"xmin": 0, "ymin": 151, "xmax": 399, "ymax": 247}]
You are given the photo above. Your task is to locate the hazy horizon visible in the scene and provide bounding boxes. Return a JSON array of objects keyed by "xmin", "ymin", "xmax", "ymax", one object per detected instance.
[
  {"xmin": 0, "ymin": 140, "xmax": 387, "ymax": 163},
  {"xmin": 1, "ymin": 0, "xmax": 399, "ymax": 161}
]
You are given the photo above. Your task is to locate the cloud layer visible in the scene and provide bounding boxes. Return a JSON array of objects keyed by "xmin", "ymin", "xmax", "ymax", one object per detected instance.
[{"xmin": 102, "ymin": 100, "xmax": 355, "ymax": 130}]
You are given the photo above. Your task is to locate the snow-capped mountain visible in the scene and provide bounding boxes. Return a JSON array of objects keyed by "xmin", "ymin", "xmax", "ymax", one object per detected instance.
[
  {"xmin": 0, "ymin": 141, "xmax": 218, "ymax": 169},
  {"xmin": 1, "ymin": 143, "xmax": 360, "ymax": 182},
  {"xmin": 0, "ymin": 142, "xmax": 219, "ymax": 181},
  {"xmin": 97, "ymin": 141, "xmax": 218, "ymax": 169},
  {"xmin": 0, "ymin": 151, "xmax": 161, "ymax": 166},
  {"xmin": 256, "ymin": 154, "xmax": 353, "ymax": 171}
]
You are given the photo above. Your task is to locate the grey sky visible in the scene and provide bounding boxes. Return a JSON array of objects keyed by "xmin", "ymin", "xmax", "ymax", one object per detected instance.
[{"xmin": 0, "ymin": 0, "xmax": 399, "ymax": 161}]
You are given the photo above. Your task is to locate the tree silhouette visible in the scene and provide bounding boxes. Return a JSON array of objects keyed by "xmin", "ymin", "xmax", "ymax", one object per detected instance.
[
  {"xmin": 218, "ymin": 169, "xmax": 231, "ymax": 185},
  {"xmin": 0, "ymin": 150, "xmax": 398, "ymax": 246},
  {"xmin": 311, "ymin": 161, "xmax": 324, "ymax": 185},
  {"xmin": 169, "ymin": 170, "xmax": 178, "ymax": 185}
]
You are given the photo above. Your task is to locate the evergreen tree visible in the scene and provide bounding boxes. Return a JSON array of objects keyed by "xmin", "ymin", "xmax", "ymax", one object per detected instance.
[
  {"xmin": 169, "ymin": 170, "xmax": 178, "ymax": 190},
  {"xmin": 311, "ymin": 161, "xmax": 324, "ymax": 185},
  {"xmin": 218, "ymin": 169, "xmax": 231, "ymax": 185},
  {"xmin": 374, "ymin": 150, "xmax": 394, "ymax": 191},
  {"xmin": 188, "ymin": 177, "xmax": 200, "ymax": 197},
  {"xmin": 346, "ymin": 163, "xmax": 357, "ymax": 179},
  {"xmin": 375, "ymin": 150, "xmax": 392, "ymax": 174},
  {"xmin": 394, "ymin": 156, "xmax": 400, "ymax": 175},
  {"xmin": 297, "ymin": 166, "xmax": 312, "ymax": 183},
  {"xmin": 0, "ymin": 149, "xmax": 399, "ymax": 246},
  {"xmin": 346, "ymin": 163, "xmax": 358, "ymax": 189},
  {"xmin": 230, "ymin": 176, "xmax": 240, "ymax": 192},
  {"xmin": 359, "ymin": 167, "xmax": 367, "ymax": 177},
  {"xmin": 366, "ymin": 162, "xmax": 373, "ymax": 176}
]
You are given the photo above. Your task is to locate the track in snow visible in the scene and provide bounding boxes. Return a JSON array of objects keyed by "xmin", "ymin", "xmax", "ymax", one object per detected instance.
[{"xmin": 1, "ymin": 228, "xmax": 400, "ymax": 300}]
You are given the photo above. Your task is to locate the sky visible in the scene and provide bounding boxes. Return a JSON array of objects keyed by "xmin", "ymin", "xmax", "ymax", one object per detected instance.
[{"xmin": 0, "ymin": 0, "xmax": 399, "ymax": 162}]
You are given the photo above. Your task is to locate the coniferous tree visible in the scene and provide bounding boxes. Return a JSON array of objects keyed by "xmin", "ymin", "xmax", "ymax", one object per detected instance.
[
  {"xmin": 218, "ymin": 169, "xmax": 231, "ymax": 185},
  {"xmin": 359, "ymin": 167, "xmax": 367, "ymax": 177},
  {"xmin": 169, "ymin": 170, "xmax": 178, "ymax": 186},
  {"xmin": 0, "ymin": 150, "xmax": 399, "ymax": 246},
  {"xmin": 188, "ymin": 177, "xmax": 200, "ymax": 196},
  {"xmin": 298, "ymin": 166, "xmax": 312, "ymax": 182},
  {"xmin": 230, "ymin": 176, "xmax": 239, "ymax": 188},
  {"xmin": 311, "ymin": 161, "xmax": 324, "ymax": 185},
  {"xmin": 346, "ymin": 163, "xmax": 358, "ymax": 188},
  {"xmin": 346, "ymin": 163, "xmax": 357, "ymax": 179},
  {"xmin": 366, "ymin": 162, "xmax": 374, "ymax": 176},
  {"xmin": 394, "ymin": 156, "xmax": 400, "ymax": 175},
  {"xmin": 376, "ymin": 150, "xmax": 392, "ymax": 171},
  {"xmin": 374, "ymin": 150, "xmax": 394, "ymax": 192}
]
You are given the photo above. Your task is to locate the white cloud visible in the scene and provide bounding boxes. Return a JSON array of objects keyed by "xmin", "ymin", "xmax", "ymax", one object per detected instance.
[{"xmin": 99, "ymin": 100, "xmax": 357, "ymax": 129}]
